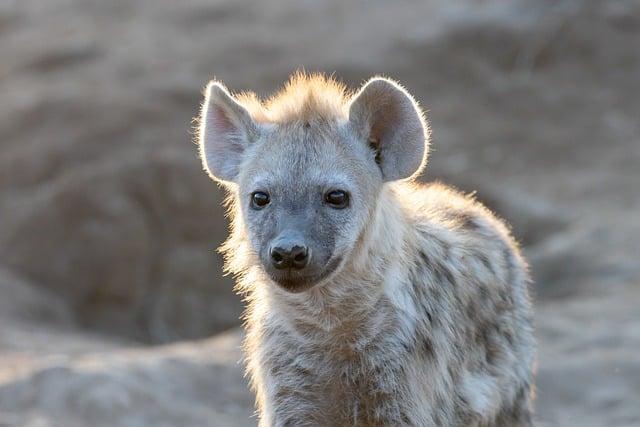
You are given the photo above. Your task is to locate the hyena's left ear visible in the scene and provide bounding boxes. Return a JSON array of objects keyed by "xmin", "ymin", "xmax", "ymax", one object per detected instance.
[
  {"xmin": 348, "ymin": 77, "xmax": 429, "ymax": 181},
  {"xmin": 198, "ymin": 80, "xmax": 259, "ymax": 183}
]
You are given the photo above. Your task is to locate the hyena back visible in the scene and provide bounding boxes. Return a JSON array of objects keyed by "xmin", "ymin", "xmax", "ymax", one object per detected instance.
[{"xmin": 197, "ymin": 73, "xmax": 535, "ymax": 426}]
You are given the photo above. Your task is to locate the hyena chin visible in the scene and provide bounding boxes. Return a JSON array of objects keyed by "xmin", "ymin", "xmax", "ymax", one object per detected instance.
[{"xmin": 197, "ymin": 72, "xmax": 535, "ymax": 427}]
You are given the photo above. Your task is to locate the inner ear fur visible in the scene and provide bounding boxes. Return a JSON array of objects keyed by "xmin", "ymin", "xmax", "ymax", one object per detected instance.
[
  {"xmin": 348, "ymin": 77, "xmax": 429, "ymax": 181},
  {"xmin": 198, "ymin": 81, "xmax": 258, "ymax": 183}
]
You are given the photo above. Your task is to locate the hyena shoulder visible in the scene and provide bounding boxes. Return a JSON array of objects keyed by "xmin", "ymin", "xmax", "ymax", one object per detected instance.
[
  {"xmin": 398, "ymin": 182, "xmax": 534, "ymax": 424},
  {"xmin": 405, "ymin": 182, "xmax": 527, "ymax": 287}
]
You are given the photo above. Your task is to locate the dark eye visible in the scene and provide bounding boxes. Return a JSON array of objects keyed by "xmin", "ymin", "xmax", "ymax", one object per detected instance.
[
  {"xmin": 250, "ymin": 191, "xmax": 270, "ymax": 209},
  {"xmin": 324, "ymin": 190, "xmax": 349, "ymax": 209}
]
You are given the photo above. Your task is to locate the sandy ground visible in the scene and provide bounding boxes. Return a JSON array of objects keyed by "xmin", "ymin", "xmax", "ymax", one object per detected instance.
[{"xmin": 0, "ymin": 0, "xmax": 639, "ymax": 425}]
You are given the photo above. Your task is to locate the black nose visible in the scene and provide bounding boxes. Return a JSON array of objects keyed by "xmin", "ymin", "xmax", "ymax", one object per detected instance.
[{"xmin": 270, "ymin": 245, "xmax": 309, "ymax": 270}]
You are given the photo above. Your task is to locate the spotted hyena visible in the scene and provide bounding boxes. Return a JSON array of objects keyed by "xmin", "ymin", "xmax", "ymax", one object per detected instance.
[{"xmin": 197, "ymin": 73, "xmax": 535, "ymax": 426}]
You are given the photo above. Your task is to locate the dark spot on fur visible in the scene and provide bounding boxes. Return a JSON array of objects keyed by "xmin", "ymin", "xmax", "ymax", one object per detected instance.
[
  {"xmin": 478, "ymin": 286, "xmax": 490, "ymax": 302},
  {"xmin": 478, "ymin": 252, "xmax": 495, "ymax": 274},
  {"xmin": 433, "ymin": 262, "xmax": 456, "ymax": 288},
  {"xmin": 503, "ymin": 327, "xmax": 515, "ymax": 347},
  {"xmin": 466, "ymin": 301, "xmax": 478, "ymax": 321},
  {"xmin": 480, "ymin": 326, "xmax": 502, "ymax": 366},
  {"xmin": 422, "ymin": 335, "xmax": 436, "ymax": 358},
  {"xmin": 457, "ymin": 212, "xmax": 483, "ymax": 231},
  {"xmin": 418, "ymin": 250, "xmax": 429, "ymax": 265},
  {"xmin": 293, "ymin": 365, "xmax": 313, "ymax": 378}
]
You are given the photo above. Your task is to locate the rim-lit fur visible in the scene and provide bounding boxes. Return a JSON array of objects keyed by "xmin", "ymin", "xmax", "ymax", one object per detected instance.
[{"xmin": 199, "ymin": 74, "xmax": 535, "ymax": 426}]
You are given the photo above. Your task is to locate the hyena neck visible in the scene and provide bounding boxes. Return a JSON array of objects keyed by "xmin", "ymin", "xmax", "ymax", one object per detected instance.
[{"xmin": 268, "ymin": 184, "xmax": 413, "ymax": 334}]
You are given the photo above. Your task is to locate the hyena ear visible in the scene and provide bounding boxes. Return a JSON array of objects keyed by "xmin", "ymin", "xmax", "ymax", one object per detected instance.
[
  {"xmin": 198, "ymin": 80, "xmax": 259, "ymax": 183},
  {"xmin": 348, "ymin": 77, "xmax": 429, "ymax": 181}
]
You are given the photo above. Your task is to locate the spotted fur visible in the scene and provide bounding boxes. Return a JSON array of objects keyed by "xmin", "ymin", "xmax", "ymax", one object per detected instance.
[{"xmin": 197, "ymin": 74, "xmax": 535, "ymax": 426}]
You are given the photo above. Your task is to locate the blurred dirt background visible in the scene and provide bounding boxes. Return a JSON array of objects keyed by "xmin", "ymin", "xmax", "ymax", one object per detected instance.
[{"xmin": 0, "ymin": 0, "xmax": 639, "ymax": 426}]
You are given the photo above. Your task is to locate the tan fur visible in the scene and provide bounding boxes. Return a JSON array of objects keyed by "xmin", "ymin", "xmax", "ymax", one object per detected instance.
[
  {"xmin": 234, "ymin": 72, "xmax": 350, "ymax": 125},
  {"xmin": 198, "ymin": 73, "xmax": 535, "ymax": 426}
]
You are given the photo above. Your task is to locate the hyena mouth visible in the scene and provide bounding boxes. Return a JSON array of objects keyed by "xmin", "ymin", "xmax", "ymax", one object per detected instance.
[
  {"xmin": 271, "ymin": 256, "xmax": 344, "ymax": 293},
  {"xmin": 274, "ymin": 276, "xmax": 318, "ymax": 293}
]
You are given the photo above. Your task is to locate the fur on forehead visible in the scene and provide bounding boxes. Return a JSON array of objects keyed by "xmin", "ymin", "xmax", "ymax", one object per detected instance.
[{"xmin": 234, "ymin": 72, "xmax": 351, "ymax": 125}]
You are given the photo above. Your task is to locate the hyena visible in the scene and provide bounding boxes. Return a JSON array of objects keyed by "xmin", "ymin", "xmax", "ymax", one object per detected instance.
[{"xmin": 197, "ymin": 73, "xmax": 535, "ymax": 426}]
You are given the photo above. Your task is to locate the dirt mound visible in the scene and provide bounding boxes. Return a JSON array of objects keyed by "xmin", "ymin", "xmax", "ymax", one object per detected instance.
[{"xmin": 0, "ymin": 329, "xmax": 253, "ymax": 427}]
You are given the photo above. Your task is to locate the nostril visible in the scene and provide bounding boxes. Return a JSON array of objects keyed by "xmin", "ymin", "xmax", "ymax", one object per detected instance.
[
  {"xmin": 272, "ymin": 251, "xmax": 283, "ymax": 263},
  {"xmin": 270, "ymin": 245, "xmax": 308, "ymax": 270},
  {"xmin": 290, "ymin": 246, "xmax": 309, "ymax": 269},
  {"xmin": 270, "ymin": 247, "xmax": 290, "ymax": 270}
]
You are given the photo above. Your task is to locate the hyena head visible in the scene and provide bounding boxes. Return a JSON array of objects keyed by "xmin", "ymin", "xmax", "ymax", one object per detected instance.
[{"xmin": 198, "ymin": 74, "xmax": 429, "ymax": 293}]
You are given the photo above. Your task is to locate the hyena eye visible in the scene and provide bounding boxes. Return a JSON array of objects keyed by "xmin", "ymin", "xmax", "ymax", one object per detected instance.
[
  {"xmin": 324, "ymin": 190, "xmax": 349, "ymax": 209},
  {"xmin": 250, "ymin": 191, "xmax": 270, "ymax": 209}
]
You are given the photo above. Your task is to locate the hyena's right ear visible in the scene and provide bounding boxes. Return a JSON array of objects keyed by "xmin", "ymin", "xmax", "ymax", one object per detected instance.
[
  {"xmin": 348, "ymin": 77, "xmax": 429, "ymax": 182},
  {"xmin": 198, "ymin": 81, "xmax": 259, "ymax": 183}
]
